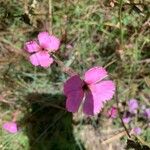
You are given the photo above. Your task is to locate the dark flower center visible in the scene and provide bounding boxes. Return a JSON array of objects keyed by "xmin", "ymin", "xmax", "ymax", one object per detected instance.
[
  {"xmin": 41, "ymin": 47, "xmax": 45, "ymax": 51},
  {"xmin": 83, "ymin": 82, "xmax": 89, "ymax": 91}
]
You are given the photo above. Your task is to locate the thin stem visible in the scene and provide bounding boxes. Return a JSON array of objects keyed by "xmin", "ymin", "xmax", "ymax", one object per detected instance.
[
  {"xmin": 118, "ymin": 0, "xmax": 131, "ymax": 137},
  {"xmin": 48, "ymin": 0, "xmax": 52, "ymax": 34},
  {"xmin": 24, "ymin": 0, "xmax": 29, "ymax": 14},
  {"xmin": 119, "ymin": 0, "xmax": 124, "ymax": 49},
  {"xmin": 52, "ymin": 54, "xmax": 77, "ymax": 76},
  {"xmin": 115, "ymin": 81, "xmax": 131, "ymax": 138},
  {"xmin": 12, "ymin": 110, "xmax": 20, "ymax": 122},
  {"xmin": 48, "ymin": 0, "xmax": 75, "ymax": 77}
]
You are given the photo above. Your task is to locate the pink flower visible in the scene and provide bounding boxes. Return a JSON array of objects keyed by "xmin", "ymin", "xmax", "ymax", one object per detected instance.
[
  {"xmin": 64, "ymin": 67, "xmax": 115, "ymax": 116},
  {"xmin": 123, "ymin": 117, "xmax": 131, "ymax": 124},
  {"xmin": 107, "ymin": 107, "xmax": 117, "ymax": 118},
  {"xmin": 133, "ymin": 127, "xmax": 142, "ymax": 135},
  {"xmin": 128, "ymin": 99, "xmax": 139, "ymax": 114},
  {"xmin": 25, "ymin": 32, "xmax": 60, "ymax": 68},
  {"xmin": 144, "ymin": 108, "xmax": 150, "ymax": 120},
  {"xmin": 3, "ymin": 122, "xmax": 18, "ymax": 134}
]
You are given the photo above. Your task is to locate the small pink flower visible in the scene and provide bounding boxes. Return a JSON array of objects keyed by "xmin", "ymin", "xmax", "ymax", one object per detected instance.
[
  {"xmin": 144, "ymin": 108, "xmax": 150, "ymax": 120},
  {"xmin": 133, "ymin": 127, "xmax": 142, "ymax": 135},
  {"xmin": 128, "ymin": 99, "xmax": 139, "ymax": 114},
  {"xmin": 107, "ymin": 107, "xmax": 117, "ymax": 118},
  {"xmin": 123, "ymin": 117, "xmax": 131, "ymax": 124},
  {"xmin": 64, "ymin": 67, "xmax": 115, "ymax": 116},
  {"xmin": 3, "ymin": 122, "xmax": 18, "ymax": 134},
  {"xmin": 25, "ymin": 32, "xmax": 60, "ymax": 68}
]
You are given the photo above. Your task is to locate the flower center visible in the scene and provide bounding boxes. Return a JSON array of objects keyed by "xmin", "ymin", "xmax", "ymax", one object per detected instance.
[
  {"xmin": 83, "ymin": 83, "xmax": 89, "ymax": 91},
  {"xmin": 41, "ymin": 47, "xmax": 45, "ymax": 51}
]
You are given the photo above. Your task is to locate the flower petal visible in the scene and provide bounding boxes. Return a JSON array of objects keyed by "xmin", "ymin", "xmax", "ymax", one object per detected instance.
[
  {"xmin": 38, "ymin": 32, "xmax": 60, "ymax": 51},
  {"xmin": 83, "ymin": 91, "xmax": 103, "ymax": 116},
  {"xmin": 64, "ymin": 75, "xmax": 84, "ymax": 95},
  {"xmin": 66, "ymin": 90, "xmax": 84, "ymax": 113},
  {"xmin": 25, "ymin": 40, "xmax": 40, "ymax": 53},
  {"xmin": 38, "ymin": 52, "xmax": 53, "ymax": 67},
  {"xmin": 89, "ymin": 80, "xmax": 115, "ymax": 103},
  {"xmin": 84, "ymin": 67, "xmax": 108, "ymax": 84},
  {"xmin": 29, "ymin": 51, "xmax": 53, "ymax": 68},
  {"xmin": 3, "ymin": 122, "xmax": 18, "ymax": 134},
  {"xmin": 29, "ymin": 53, "xmax": 39, "ymax": 66},
  {"xmin": 48, "ymin": 35, "xmax": 60, "ymax": 51}
]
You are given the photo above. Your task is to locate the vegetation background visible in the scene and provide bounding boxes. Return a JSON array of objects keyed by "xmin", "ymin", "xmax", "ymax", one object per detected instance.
[{"xmin": 0, "ymin": 0, "xmax": 149, "ymax": 150}]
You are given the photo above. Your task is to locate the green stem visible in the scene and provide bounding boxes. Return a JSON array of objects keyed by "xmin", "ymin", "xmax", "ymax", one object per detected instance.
[{"xmin": 115, "ymin": 81, "xmax": 131, "ymax": 138}]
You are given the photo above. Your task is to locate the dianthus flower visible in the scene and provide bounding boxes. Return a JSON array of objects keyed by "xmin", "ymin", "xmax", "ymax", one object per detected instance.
[
  {"xmin": 64, "ymin": 67, "xmax": 115, "ymax": 116},
  {"xmin": 25, "ymin": 32, "xmax": 60, "ymax": 67}
]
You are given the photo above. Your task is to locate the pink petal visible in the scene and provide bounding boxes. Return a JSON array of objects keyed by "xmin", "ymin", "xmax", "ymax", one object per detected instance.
[
  {"xmin": 29, "ymin": 53, "xmax": 39, "ymax": 66},
  {"xmin": 38, "ymin": 32, "xmax": 60, "ymax": 52},
  {"xmin": 83, "ymin": 91, "xmax": 103, "ymax": 116},
  {"xmin": 89, "ymin": 80, "xmax": 115, "ymax": 103},
  {"xmin": 38, "ymin": 52, "xmax": 53, "ymax": 67},
  {"xmin": 29, "ymin": 51, "xmax": 53, "ymax": 68},
  {"xmin": 66, "ymin": 90, "xmax": 84, "ymax": 113},
  {"xmin": 25, "ymin": 40, "xmax": 40, "ymax": 53},
  {"xmin": 64, "ymin": 75, "xmax": 84, "ymax": 95},
  {"xmin": 3, "ymin": 122, "xmax": 18, "ymax": 134},
  {"xmin": 84, "ymin": 67, "xmax": 108, "ymax": 84}
]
